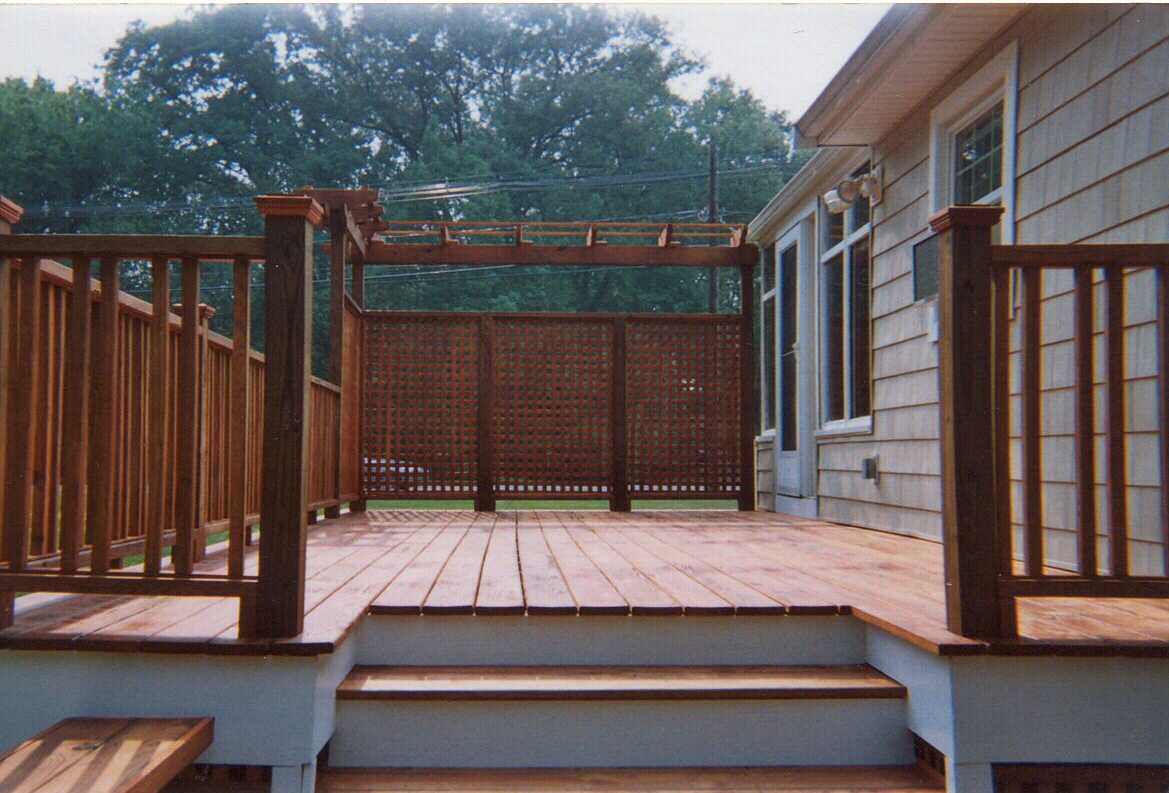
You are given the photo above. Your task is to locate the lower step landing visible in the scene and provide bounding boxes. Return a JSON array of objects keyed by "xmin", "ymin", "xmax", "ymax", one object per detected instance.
[
  {"xmin": 329, "ymin": 665, "xmax": 912, "ymax": 769},
  {"xmin": 318, "ymin": 767, "xmax": 944, "ymax": 792}
]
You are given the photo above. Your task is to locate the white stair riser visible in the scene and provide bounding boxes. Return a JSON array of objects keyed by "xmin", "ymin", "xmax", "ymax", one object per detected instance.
[
  {"xmin": 330, "ymin": 698, "xmax": 912, "ymax": 768},
  {"xmin": 357, "ymin": 615, "xmax": 865, "ymax": 666}
]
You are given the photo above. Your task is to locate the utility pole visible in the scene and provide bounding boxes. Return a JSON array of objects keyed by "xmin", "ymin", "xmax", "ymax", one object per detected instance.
[{"xmin": 707, "ymin": 142, "xmax": 719, "ymax": 312}]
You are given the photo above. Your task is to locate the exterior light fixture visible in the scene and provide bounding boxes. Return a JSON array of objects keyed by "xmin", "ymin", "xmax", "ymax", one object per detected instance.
[{"xmin": 823, "ymin": 166, "xmax": 883, "ymax": 214}]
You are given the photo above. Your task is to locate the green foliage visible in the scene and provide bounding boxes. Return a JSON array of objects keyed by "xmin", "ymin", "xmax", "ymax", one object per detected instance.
[{"xmin": 0, "ymin": 4, "xmax": 807, "ymax": 375}]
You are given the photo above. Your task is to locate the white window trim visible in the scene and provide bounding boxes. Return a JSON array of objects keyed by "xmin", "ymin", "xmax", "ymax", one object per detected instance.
[
  {"xmin": 815, "ymin": 415, "xmax": 873, "ymax": 439},
  {"xmin": 759, "ymin": 242, "xmax": 778, "ymax": 440},
  {"xmin": 928, "ymin": 39, "xmax": 1018, "ymax": 244},
  {"xmin": 818, "ymin": 196, "xmax": 872, "ymax": 431}
]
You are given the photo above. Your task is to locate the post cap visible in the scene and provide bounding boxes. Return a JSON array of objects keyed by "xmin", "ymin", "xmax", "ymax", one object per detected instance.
[
  {"xmin": 255, "ymin": 194, "xmax": 325, "ymax": 226},
  {"xmin": 928, "ymin": 204, "xmax": 1004, "ymax": 233},
  {"xmin": 0, "ymin": 196, "xmax": 25, "ymax": 226}
]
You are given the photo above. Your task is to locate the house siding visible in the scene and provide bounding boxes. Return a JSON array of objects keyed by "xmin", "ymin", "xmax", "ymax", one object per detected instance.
[{"xmin": 762, "ymin": 4, "xmax": 1169, "ymax": 571}]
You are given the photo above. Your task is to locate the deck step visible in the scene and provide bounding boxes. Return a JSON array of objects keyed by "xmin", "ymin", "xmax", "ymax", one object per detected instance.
[
  {"xmin": 329, "ymin": 665, "xmax": 912, "ymax": 768},
  {"xmin": 337, "ymin": 664, "xmax": 906, "ymax": 701},
  {"xmin": 319, "ymin": 766, "xmax": 943, "ymax": 791},
  {"xmin": 0, "ymin": 717, "xmax": 212, "ymax": 793}
]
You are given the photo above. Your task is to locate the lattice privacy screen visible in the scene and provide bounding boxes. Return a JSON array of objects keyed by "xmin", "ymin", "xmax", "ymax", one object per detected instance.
[
  {"xmin": 626, "ymin": 318, "xmax": 742, "ymax": 497},
  {"xmin": 494, "ymin": 318, "xmax": 613, "ymax": 496},
  {"xmin": 361, "ymin": 313, "xmax": 742, "ymax": 500},
  {"xmin": 362, "ymin": 315, "xmax": 479, "ymax": 497}
]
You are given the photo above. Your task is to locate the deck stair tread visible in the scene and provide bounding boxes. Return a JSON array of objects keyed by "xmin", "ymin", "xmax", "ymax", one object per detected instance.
[
  {"xmin": 336, "ymin": 664, "xmax": 906, "ymax": 700},
  {"xmin": 0, "ymin": 717, "xmax": 213, "ymax": 793},
  {"xmin": 318, "ymin": 766, "xmax": 943, "ymax": 791}
]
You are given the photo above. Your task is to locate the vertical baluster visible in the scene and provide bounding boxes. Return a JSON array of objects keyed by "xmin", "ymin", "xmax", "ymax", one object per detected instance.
[
  {"xmin": 1074, "ymin": 266, "xmax": 1098, "ymax": 576},
  {"xmin": 1158, "ymin": 268, "xmax": 1169, "ymax": 576},
  {"xmin": 194, "ymin": 303, "xmax": 214, "ymax": 561},
  {"xmin": 174, "ymin": 257, "xmax": 200, "ymax": 577},
  {"xmin": 1105, "ymin": 267, "xmax": 1128, "ymax": 576},
  {"xmin": 59, "ymin": 256, "xmax": 93, "ymax": 572},
  {"xmin": 145, "ymin": 256, "xmax": 170, "ymax": 576},
  {"xmin": 31, "ymin": 275, "xmax": 54, "ymax": 557},
  {"xmin": 1021, "ymin": 268, "xmax": 1043, "ymax": 577},
  {"xmin": 88, "ymin": 255, "xmax": 120, "ymax": 573},
  {"xmin": 4, "ymin": 253, "xmax": 42, "ymax": 573},
  {"xmin": 229, "ymin": 255, "xmax": 250, "ymax": 577}
]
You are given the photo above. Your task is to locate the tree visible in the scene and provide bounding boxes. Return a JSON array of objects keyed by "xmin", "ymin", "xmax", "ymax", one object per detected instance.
[{"xmin": 1, "ymin": 4, "xmax": 807, "ymax": 371}]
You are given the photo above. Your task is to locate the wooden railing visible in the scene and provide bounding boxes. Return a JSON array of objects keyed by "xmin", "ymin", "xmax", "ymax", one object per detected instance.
[
  {"xmin": 934, "ymin": 205, "xmax": 1169, "ymax": 639},
  {"xmin": 0, "ymin": 195, "xmax": 358, "ymax": 639}
]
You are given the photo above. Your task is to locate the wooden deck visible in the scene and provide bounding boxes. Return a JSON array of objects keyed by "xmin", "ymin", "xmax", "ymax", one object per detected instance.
[{"xmin": 5, "ymin": 510, "xmax": 1169, "ymax": 657}]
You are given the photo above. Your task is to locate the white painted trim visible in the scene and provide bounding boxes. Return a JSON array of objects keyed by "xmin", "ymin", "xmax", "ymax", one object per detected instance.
[
  {"xmin": 815, "ymin": 415, "xmax": 873, "ymax": 439},
  {"xmin": 928, "ymin": 39, "xmax": 1018, "ymax": 243}
]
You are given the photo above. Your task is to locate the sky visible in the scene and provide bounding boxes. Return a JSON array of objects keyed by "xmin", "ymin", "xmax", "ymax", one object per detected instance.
[{"xmin": 0, "ymin": 2, "xmax": 889, "ymax": 118}]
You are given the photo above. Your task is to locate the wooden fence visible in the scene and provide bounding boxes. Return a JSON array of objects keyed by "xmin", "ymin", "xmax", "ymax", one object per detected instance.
[{"xmin": 933, "ymin": 205, "xmax": 1169, "ymax": 639}]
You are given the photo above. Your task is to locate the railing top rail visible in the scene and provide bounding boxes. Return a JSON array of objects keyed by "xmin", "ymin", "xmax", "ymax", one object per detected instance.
[
  {"xmin": 0, "ymin": 233, "xmax": 265, "ymax": 260},
  {"xmin": 989, "ymin": 243, "xmax": 1169, "ymax": 268}
]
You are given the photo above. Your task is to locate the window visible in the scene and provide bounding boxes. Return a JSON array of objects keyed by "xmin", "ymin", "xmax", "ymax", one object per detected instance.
[
  {"xmin": 778, "ymin": 244, "xmax": 798, "ymax": 451},
  {"xmin": 913, "ymin": 234, "xmax": 940, "ymax": 302},
  {"xmin": 929, "ymin": 40, "xmax": 1017, "ymax": 243},
  {"xmin": 760, "ymin": 243, "xmax": 777, "ymax": 433},
  {"xmin": 819, "ymin": 162, "xmax": 872, "ymax": 428},
  {"xmin": 953, "ymin": 103, "xmax": 1003, "ymax": 205}
]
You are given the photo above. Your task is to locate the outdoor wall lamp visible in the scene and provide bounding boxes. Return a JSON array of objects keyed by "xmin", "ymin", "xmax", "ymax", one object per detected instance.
[{"xmin": 822, "ymin": 166, "xmax": 883, "ymax": 214}]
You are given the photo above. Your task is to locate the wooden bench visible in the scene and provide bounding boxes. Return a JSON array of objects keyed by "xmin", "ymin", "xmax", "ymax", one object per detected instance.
[{"xmin": 0, "ymin": 717, "xmax": 212, "ymax": 793}]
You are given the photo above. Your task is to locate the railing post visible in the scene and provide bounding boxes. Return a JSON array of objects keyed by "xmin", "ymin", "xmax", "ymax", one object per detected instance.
[
  {"xmin": 475, "ymin": 316, "xmax": 496, "ymax": 512},
  {"xmin": 326, "ymin": 207, "xmax": 347, "ymax": 519},
  {"xmin": 931, "ymin": 205, "xmax": 1010, "ymax": 639},
  {"xmin": 251, "ymin": 194, "xmax": 324, "ymax": 639},
  {"xmin": 610, "ymin": 317, "xmax": 630, "ymax": 512},
  {"xmin": 0, "ymin": 196, "xmax": 23, "ymax": 628},
  {"xmin": 738, "ymin": 254, "xmax": 757, "ymax": 511}
]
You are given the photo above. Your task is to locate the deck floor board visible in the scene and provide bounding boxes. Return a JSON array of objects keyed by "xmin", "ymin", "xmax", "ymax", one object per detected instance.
[{"xmin": 5, "ymin": 510, "xmax": 1169, "ymax": 657}]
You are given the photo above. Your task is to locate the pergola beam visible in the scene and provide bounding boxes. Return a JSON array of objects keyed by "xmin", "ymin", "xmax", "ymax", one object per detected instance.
[{"xmin": 360, "ymin": 241, "xmax": 757, "ymax": 269}]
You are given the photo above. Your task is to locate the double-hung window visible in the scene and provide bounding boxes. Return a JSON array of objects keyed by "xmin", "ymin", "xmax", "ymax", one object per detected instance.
[{"xmin": 819, "ymin": 163, "xmax": 872, "ymax": 430}]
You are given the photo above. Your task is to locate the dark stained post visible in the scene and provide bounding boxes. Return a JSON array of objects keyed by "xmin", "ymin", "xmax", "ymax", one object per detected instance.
[
  {"xmin": 228, "ymin": 256, "xmax": 251, "ymax": 578},
  {"xmin": 251, "ymin": 194, "xmax": 323, "ymax": 639},
  {"xmin": 325, "ymin": 206, "xmax": 348, "ymax": 520},
  {"xmin": 738, "ymin": 254, "xmax": 757, "ymax": 511},
  {"xmin": 475, "ymin": 316, "xmax": 496, "ymax": 512},
  {"xmin": 610, "ymin": 317, "xmax": 630, "ymax": 512},
  {"xmin": 0, "ymin": 197, "xmax": 22, "ymax": 628},
  {"xmin": 931, "ymin": 204, "xmax": 1011, "ymax": 639}
]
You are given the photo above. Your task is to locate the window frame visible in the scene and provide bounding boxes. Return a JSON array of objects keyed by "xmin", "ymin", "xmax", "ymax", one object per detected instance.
[
  {"xmin": 928, "ymin": 39, "xmax": 1018, "ymax": 244},
  {"xmin": 817, "ymin": 179, "xmax": 873, "ymax": 435},
  {"xmin": 759, "ymin": 243, "xmax": 778, "ymax": 437}
]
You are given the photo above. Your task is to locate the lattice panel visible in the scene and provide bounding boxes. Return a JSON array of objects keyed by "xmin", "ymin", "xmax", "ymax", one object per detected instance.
[
  {"xmin": 492, "ymin": 318, "xmax": 613, "ymax": 496},
  {"xmin": 362, "ymin": 315, "xmax": 479, "ymax": 496},
  {"xmin": 626, "ymin": 318, "xmax": 742, "ymax": 496}
]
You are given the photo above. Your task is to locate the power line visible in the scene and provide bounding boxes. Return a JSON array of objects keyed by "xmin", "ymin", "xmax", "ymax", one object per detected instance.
[{"xmin": 21, "ymin": 158, "xmax": 797, "ymax": 219}]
